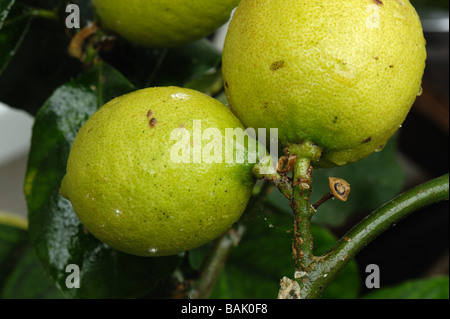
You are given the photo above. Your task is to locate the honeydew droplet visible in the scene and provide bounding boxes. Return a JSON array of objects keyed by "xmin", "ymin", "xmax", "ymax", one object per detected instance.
[
  {"xmin": 417, "ymin": 86, "xmax": 423, "ymax": 97},
  {"xmin": 375, "ymin": 144, "xmax": 386, "ymax": 152}
]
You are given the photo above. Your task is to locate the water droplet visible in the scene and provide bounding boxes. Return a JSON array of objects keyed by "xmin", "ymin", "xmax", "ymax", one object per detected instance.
[
  {"xmin": 171, "ymin": 93, "xmax": 191, "ymax": 100},
  {"xmin": 417, "ymin": 86, "xmax": 423, "ymax": 97},
  {"xmin": 148, "ymin": 248, "xmax": 158, "ymax": 254},
  {"xmin": 375, "ymin": 144, "xmax": 386, "ymax": 152},
  {"xmin": 115, "ymin": 209, "xmax": 122, "ymax": 216}
]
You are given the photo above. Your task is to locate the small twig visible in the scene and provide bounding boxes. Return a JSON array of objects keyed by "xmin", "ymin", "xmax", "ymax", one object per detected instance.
[{"xmin": 312, "ymin": 192, "xmax": 334, "ymax": 211}]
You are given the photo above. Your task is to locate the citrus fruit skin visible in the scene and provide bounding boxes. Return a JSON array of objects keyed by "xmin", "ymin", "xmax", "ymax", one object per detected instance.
[
  {"xmin": 222, "ymin": 0, "xmax": 426, "ymax": 167},
  {"xmin": 60, "ymin": 87, "xmax": 255, "ymax": 257},
  {"xmin": 92, "ymin": 0, "xmax": 240, "ymax": 48}
]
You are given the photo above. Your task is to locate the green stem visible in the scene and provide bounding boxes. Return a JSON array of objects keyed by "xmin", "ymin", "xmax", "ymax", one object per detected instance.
[
  {"xmin": 291, "ymin": 158, "xmax": 315, "ymax": 270},
  {"xmin": 301, "ymin": 173, "xmax": 449, "ymax": 299},
  {"xmin": 287, "ymin": 142, "xmax": 322, "ymax": 273}
]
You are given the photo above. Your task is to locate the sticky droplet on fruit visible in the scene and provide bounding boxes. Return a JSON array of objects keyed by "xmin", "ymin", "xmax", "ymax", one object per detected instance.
[
  {"xmin": 417, "ymin": 87, "xmax": 423, "ymax": 96},
  {"xmin": 148, "ymin": 248, "xmax": 158, "ymax": 255},
  {"xmin": 375, "ymin": 144, "xmax": 386, "ymax": 152},
  {"xmin": 171, "ymin": 93, "xmax": 191, "ymax": 100}
]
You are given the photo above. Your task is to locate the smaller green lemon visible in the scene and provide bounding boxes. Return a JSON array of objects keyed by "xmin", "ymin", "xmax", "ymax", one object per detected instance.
[
  {"xmin": 60, "ymin": 87, "xmax": 255, "ymax": 257},
  {"xmin": 92, "ymin": 0, "xmax": 240, "ymax": 48}
]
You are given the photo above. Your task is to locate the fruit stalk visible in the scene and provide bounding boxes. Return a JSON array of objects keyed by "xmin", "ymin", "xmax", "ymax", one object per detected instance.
[
  {"xmin": 286, "ymin": 142, "xmax": 322, "ymax": 271},
  {"xmin": 291, "ymin": 158, "xmax": 315, "ymax": 270}
]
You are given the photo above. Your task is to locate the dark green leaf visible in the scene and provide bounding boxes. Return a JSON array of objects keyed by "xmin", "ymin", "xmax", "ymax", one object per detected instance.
[
  {"xmin": 1, "ymin": 244, "xmax": 63, "ymax": 299},
  {"xmin": 102, "ymin": 38, "xmax": 222, "ymax": 90},
  {"xmin": 209, "ymin": 210, "xmax": 360, "ymax": 299},
  {"xmin": 16, "ymin": 0, "xmax": 59, "ymax": 10},
  {"xmin": 185, "ymin": 68, "xmax": 224, "ymax": 97},
  {"xmin": 25, "ymin": 62, "xmax": 182, "ymax": 298},
  {"xmin": 268, "ymin": 135, "xmax": 406, "ymax": 227},
  {"xmin": 363, "ymin": 276, "xmax": 449, "ymax": 299},
  {"xmin": 0, "ymin": 3, "xmax": 32, "ymax": 75},
  {"xmin": 0, "ymin": 7, "xmax": 81, "ymax": 114},
  {"xmin": 149, "ymin": 39, "xmax": 222, "ymax": 87},
  {"xmin": 0, "ymin": 0, "xmax": 15, "ymax": 29},
  {"xmin": 411, "ymin": 0, "xmax": 449, "ymax": 11}
]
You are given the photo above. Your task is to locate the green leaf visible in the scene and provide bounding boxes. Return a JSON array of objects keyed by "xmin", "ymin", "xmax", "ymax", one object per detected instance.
[
  {"xmin": 0, "ymin": 5, "xmax": 81, "ymax": 114},
  {"xmin": 149, "ymin": 39, "xmax": 222, "ymax": 88},
  {"xmin": 185, "ymin": 68, "xmax": 224, "ymax": 97},
  {"xmin": 0, "ymin": 3, "xmax": 32, "ymax": 75},
  {"xmin": 25, "ymin": 62, "xmax": 182, "ymax": 298},
  {"xmin": 209, "ymin": 210, "xmax": 360, "ymax": 299},
  {"xmin": 16, "ymin": 0, "xmax": 59, "ymax": 10},
  {"xmin": 268, "ymin": 135, "xmax": 406, "ymax": 227},
  {"xmin": 1, "ymin": 244, "xmax": 63, "ymax": 299},
  {"xmin": 98, "ymin": 36, "xmax": 221, "ymax": 90},
  {"xmin": 363, "ymin": 276, "xmax": 449, "ymax": 299},
  {"xmin": 0, "ymin": 0, "xmax": 15, "ymax": 29}
]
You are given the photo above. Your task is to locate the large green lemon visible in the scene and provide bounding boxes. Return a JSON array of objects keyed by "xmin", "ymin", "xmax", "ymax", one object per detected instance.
[
  {"xmin": 92, "ymin": 0, "xmax": 240, "ymax": 48},
  {"xmin": 222, "ymin": 0, "xmax": 426, "ymax": 167},
  {"xmin": 60, "ymin": 87, "xmax": 255, "ymax": 257}
]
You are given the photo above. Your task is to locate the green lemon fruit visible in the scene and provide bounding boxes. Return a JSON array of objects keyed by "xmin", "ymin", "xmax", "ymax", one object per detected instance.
[
  {"xmin": 222, "ymin": 0, "xmax": 426, "ymax": 167},
  {"xmin": 92, "ymin": 0, "xmax": 240, "ymax": 48},
  {"xmin": 60, "ymin": 87, "xmax": 255, "ymax": 257}
]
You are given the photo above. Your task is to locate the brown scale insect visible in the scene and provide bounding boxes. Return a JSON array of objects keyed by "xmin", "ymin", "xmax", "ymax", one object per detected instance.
[{"xmin": 312, "ymin": 177, "xmax": 351, "ymax": 210}]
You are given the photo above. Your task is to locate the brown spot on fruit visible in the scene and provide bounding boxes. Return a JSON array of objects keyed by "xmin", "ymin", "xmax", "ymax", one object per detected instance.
[
  {"xmin": 225, "ymin": 81, "xmax": 229, "ymax": 88},
  {"xmin": 147, "ymin": 109, "xmax": 153, "ymax": 119},
  {"xmin": 374, "ymin": 0, "xmax": 383, "ymax": 5},
  {"xmin": 149, "ymin": 118, "xmax": 157, "ymax": 128},
  {"xmin": 389, "ymin": 65, "xmax": 394, "ymax": 68},
  {"xmin": 362, "ymin": 137, "xmax": 372, "ymax": 144},
  {"xmin": 270, "ymin": 60, "xmax": 285, "ymax": 71}
]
